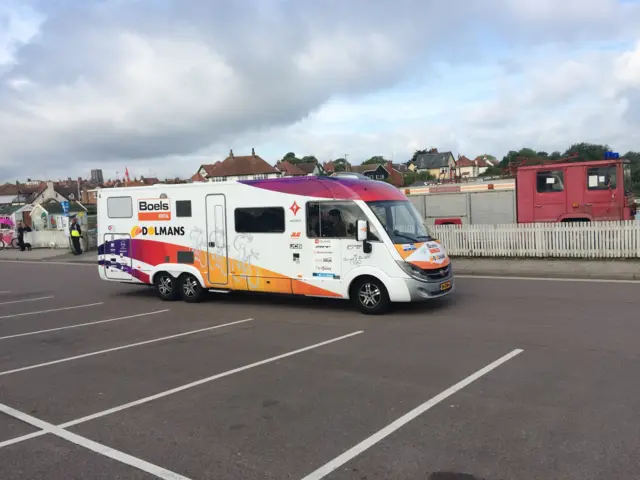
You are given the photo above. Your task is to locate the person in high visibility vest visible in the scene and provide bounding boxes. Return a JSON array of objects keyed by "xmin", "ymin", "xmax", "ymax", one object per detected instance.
[{"xmin": 69, "ymin": 216, "xmax": 83, "ymax": 255}]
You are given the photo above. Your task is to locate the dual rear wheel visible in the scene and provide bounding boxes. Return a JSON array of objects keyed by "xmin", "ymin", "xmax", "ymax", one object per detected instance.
[{"xmin": 154, "ymin": 272, "xmax": 206, "ymax": 303}]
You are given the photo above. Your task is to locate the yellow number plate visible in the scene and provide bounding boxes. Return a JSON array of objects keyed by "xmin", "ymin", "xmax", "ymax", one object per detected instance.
[{"xmin": 439, "ymin": 281, "xmax": 452, "ymax": 291}]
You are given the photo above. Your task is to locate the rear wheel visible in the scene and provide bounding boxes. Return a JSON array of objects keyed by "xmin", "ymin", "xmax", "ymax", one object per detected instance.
[
  {"xmin": 10, "ymin": 238, "xmax": 19, "ymax": 249},
  {"xmin": 350, "ymin": 277, "xmax": 389, "ymax": 315},
  {"xmin": 155, "ymin": 272, "xmax": 179, "ymax": 301},
  {"xmin": 179, "ymin": 273, "xmax": 206, "ymax": 303}
]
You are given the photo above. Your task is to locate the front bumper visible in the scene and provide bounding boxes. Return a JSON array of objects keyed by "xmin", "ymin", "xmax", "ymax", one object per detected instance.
[{"xmin": 403, "ymin": 270, "xmax": 455, "ymax": 301}]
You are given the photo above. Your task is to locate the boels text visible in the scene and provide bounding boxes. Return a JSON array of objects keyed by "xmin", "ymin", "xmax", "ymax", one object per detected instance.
[{"xmin": 138, "ymin": 199, "xmax": 172, "ymax": 221}]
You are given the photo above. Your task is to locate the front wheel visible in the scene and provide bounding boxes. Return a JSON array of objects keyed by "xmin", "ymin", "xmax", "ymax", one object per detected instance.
[
  {"xmin": 155, "ymin": 272, "xmax": 179, "ymax": 301},
  {"xmin": 179, "ymin": 274, "xmax": 206, "ymax": 303},
  {"xmin": 351, "ymin": 277, "xmax": 390, "ymax": 315}
]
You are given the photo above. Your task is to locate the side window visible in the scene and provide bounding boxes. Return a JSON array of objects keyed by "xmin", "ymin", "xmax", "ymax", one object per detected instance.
[
  {"xmin": 176, "ymin": 200, "xmax": 192, "ymax": 218},
  {"xmin": 107, "ymin": 197, "xmax": 133, "ymax": 218},
  {"xmin": 587, "ymin": 167, "xmax": 616, "ymax": 190},
  {"xmin": 235, "ymin": 207, "xmax": 285, "ymax": 233},
  {"xmin": 306, "ymin": 201, "xmax": 380, "ymax": 240},
  {"xmin": 536, "ymin": 170, "xmax": 564, "ymax": 193}
]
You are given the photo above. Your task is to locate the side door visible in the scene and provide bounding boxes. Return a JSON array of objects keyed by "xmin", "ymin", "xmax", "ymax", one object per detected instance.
[
  {"xmin": 302, "ymin": 201, "xmax": 343, "ymax": 293},
  {"xmin": 103, "ymin": 233, "xmax": 133, "ymax": 280},
  {"xmin": 584, "ymin": 165, "xmax": 620, "ymax": 220},
  {"xmin": 206, "ymin": 194, "xmax": 229, "ymax": 285},
  {"xmin": 533, "ymin": 169, "xmax": 566, "ymax": 222}
]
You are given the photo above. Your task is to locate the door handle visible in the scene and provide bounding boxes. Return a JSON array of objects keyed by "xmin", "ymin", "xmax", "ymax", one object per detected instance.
[
  {"xmin": 208, "ymin": 241, "xmax": 215, "ymax": 248},
  {"xmin": 534, "ymin": 204, "xmax": 542, "ymax": 208},
  {"xmin": 585, "ymin": 203, "xmax": 592, "ymax": 206}
]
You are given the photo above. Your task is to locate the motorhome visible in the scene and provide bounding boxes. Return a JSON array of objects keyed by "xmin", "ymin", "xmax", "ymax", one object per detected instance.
[{"xmin": 97, "ymin": 177, "xmax": 454, "ymax": 314}]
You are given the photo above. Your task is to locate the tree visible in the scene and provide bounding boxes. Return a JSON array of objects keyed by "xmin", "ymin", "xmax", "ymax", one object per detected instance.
[
  {"xmin": 281, "ymin": 152, "xmax": 302, "ymax": 165},
  {"xmin": 404, "ymin": 170, "xmax": 435, "ymax": 185},
  {"xmin": 549, "ymin": 151, "xmax": 562, "ymax": 160},
  {"xmin": 333, "ymin": 158, "xmax": 349, "ymax": 172},
  {"xmin": 500, "ymin": 148, "xmax": 538, "ymax": 167},
  {"xmin": 362, "ymin": 156, "xmax": 387, "ymax": 165},
  {"xmin": 623, "ymin": 151, "xmax": 640, "ymax": 195},
  {"xmin": 563, "ymin": 142, "xmax": 611, "ymax": 161},
  {"xmin": 300, "ymin": 155, "xmax": 318, "ymax": 163}
]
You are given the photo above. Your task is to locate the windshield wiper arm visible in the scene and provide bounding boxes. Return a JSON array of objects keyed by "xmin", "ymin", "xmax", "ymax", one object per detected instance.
[{"xmin": 392, "ymin": 231, "xmax": 420, "ymax": 243}]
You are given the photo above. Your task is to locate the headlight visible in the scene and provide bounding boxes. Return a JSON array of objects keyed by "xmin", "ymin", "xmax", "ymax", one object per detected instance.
[{"xmin": 396, "ymin": 260, "xmax": 429, "ymax": 281}]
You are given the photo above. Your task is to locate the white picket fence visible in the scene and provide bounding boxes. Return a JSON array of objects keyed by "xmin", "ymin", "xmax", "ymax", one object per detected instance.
[{"xmin": 430, "ymin": 221, "xmax": 640, "ymax": 258}]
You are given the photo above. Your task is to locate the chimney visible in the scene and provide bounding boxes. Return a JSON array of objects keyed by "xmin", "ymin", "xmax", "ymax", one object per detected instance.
[
  {"xmin": 387, "ymin": 160, "xmax": 393, "ymax": 172},
  {"xmin": 251, "ymin": 148, "xmax": 255, "ymax": 156},
  {"xmin": 229, "ymin": 149, "xmax": 234, "ymax": 158}
]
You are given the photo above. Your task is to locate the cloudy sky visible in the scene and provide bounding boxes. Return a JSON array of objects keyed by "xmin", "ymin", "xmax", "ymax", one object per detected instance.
[{"xmin": 1, "ymin": 0, "xmax": 640, "ymax": 182}]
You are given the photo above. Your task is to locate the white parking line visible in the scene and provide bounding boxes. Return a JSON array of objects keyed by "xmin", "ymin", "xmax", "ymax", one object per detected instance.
[
  {"xmin": 300, "ymin": 348, "xmax": 524, "ymax": 480},
  {"xmin": 0, "ymin": 310, "xmax": 170, "ymax": 341},
  {"xmin": 0, "ymin": 295, "xmax": 54, "ymax": 306},
  {"xmin": 0, "ymin": 290, "xmax": 10, "ymax": 294},
  {"xmin": 0, "ymin": 260, "xmax": 94, "ymax": 267},
  {"xmin": 456, "ymin": 274, "xmax": 640, "ymax": 284},
  {"xmin": 0, "ymin": 330, "xmax": 364, "ymax": 449},
  {"xmin": 0, "ymin": 302, "xmax": 104, "ymax": 320},
  {"xmin": 0, "ymin": 402, "xmax": 191, "ymax": 480},
  {"xmin": 0, "ymin": 318, "xmax": 255, "ymax": 377}
]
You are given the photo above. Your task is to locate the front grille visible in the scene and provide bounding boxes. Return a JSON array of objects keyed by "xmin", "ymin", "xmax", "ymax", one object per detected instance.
[{"xmin": 421, "ymin": 264, "xmax": 450, "ymax": 280}]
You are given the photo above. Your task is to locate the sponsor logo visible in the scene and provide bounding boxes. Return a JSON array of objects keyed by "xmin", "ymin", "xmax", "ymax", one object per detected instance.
[
  {"xmin": 314, "ymin": 257, "xmax": 332, "ymax": 264},
  {"xmin": 317, "ymin": 265, "xmax": 333, "ymax": 272},
  {"xmin": 291, "ymin": 232, "xmax": 301, "ymax": 239},
  {"xmin": 289, "ymin": 243, "xmax": 302, "ymax": 249},
  {"xmin": 315, "ymin": 244, "xmax": 331, "ymax": 249},
  {"xmin": 426, "ymin": 242, "xmax": 439, "ymax": 249},
  {"xmin": 347, "ymin": 244, "xmax": 362, "ymax": 250},
  {"xmin": 314, "ymin": 239, "xmax": 331, "ymax": 245},
  {"xmin": 289, "ymin": 201, "xmax": 301, "ymax": 216},
  {"xmin": 403, "ymin": 244, "xmax": 417, "ymax": 251},
  {"xmin": 432, "ymin": 253, "xmax": 446, "ymax": 261},
  {"xmin": 130, "ymin": 225, "xmax": 185, "ymax": 238},
  {"xmin": 312, "ymin": 272, "xmax": 336, "ymax": 278},
  {"xmin": 429, "ymin": 248, "xmax": 440, "ymax": 254},
  {"xmin": 138, "ymin": 199, "xmax": 171, "ymax": 221}
]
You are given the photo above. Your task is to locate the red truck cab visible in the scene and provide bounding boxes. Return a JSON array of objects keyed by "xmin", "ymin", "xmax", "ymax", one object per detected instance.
[{"xmin": 516, "ymin": 158, "xmax": 636, "ymax": 223}]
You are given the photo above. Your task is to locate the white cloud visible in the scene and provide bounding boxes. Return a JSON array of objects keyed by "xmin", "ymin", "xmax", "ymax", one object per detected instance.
[{"xmin": 1, "ymin": 0, "xmax": 640, "ymax": 182}]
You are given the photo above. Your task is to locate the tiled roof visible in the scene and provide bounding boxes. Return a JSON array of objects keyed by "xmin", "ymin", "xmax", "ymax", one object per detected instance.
[
  {"xmin": 296, "ymin": 161, "xmax": 320, "ymax": 174},
  {"xmin": 456, "ymin": 156, "xmax": 475, "ymax": 167},
  {"xmin": 204, "ymin": 150, "xmax": 280, "ymax": 177},
  {"xmin": 191, "ymin": 172, "xmax": 206, "ymax": 182},
  {"xmin": 323, "ymin": 161, "xmax": 336, "ymax": 172},
  {"xmin": 413, "ymin": 152, "xmax": 454, "ymax": 170},
  {"xmin": 38, "ymin": 199, "xmax": 86, "ymax": 214},
  {"xmin": 275, "ymin": 161, "xmax": 307, "ymax": 176},
  {"xmin": 474, "ymin": 156, "xmax": 493, "ymax": 168}
]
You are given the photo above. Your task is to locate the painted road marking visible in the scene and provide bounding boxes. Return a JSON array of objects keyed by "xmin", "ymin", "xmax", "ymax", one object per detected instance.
[
  {"xmin": 0, "ymin": 291, "xmax": 10, "ymax": 294},
  {"xmin": 0, "ymin": 318, "xmax": 255, "ymax": 377},
  {"xmin": 0, "ymin": 402, "xmax": 190, "ymax": 480},
  {"xmin": 0, "ymin": 302, "xmax": 104, "ymax": 320},
  {"xmin": 456, "ymin": 275, "xmax": 640, "ymax": 284},
  {"xmin": 0, "ymin": 295, "xmax": 54, "ymax": 306},
  {"xmin": 0, "ymin": 331, "xmax": 365, "ymax": 449},
  {"xmin": 0, "ymin": 310, "xmax": 170, "ymax": 341},
  {"xmin": 300, "ymin": 348, "xmax": 524, "ymax": 480},
  {"xmin": 0, "ymin": 260, "xmax": 94, "ymax": 267}
]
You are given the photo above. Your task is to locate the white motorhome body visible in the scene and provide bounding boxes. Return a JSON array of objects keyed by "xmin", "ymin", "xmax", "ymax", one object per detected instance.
[{"xmin": 97, "ymin": 177, "xmax": 454, "ymax": 314}]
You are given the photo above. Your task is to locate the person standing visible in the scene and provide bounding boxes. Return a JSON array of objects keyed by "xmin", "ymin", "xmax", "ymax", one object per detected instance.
[
  {"xmin": 16, "ymin": 221, "xmax": 31, "ymax": 252},
  {"xmin": 69, "ymin": 217, "xmax": 83, "ymax": 255}
]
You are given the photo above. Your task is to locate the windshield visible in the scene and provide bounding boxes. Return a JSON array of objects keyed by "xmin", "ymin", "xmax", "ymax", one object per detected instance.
[
  {"xmin": 366, "ymin": 200, "xmax": 432, "ymax": 244},
  {"xmin": 624, "ymin": 163, "xmax": 632, "ymax": 195}
]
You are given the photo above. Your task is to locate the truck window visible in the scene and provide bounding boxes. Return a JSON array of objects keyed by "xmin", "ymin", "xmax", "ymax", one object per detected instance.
[
  {"xmin": 234, "ymin": 207, "xmax": 285, "ymax": 233},
  {"xmin": 176, "ymin": 200, "xmax": 192, "ymax": 218},
  {"xmin": 107, "ymin": 197, "xmax": 133, "ymax": 218},
  {"xmin": 306, "ymin": 201, "xmax": 379, "ymax": 240},
  {"xmin": 536, "ymin": 171, "xmax": 564, "ymax": 193},
  {"xmin": 587, "ymin": 166, "xmax": 616, "ymax": 190}
]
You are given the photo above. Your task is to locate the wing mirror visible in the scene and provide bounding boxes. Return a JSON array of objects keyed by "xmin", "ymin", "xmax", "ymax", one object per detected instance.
[{"xmin": 356, "ymin": 219, "xmax": 372, "ymax": 254}]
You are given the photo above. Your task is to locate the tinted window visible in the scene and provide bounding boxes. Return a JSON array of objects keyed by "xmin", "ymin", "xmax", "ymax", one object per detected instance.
[
  {"xmin": 587, "ymin": 166, "xmax": 616, "ymax": 190},
  {"xmin": 235, "ymin": 207, "xmax": 285, "ymax": 233},
  {"xmin": 107, "ymin": 197, "xmax": 133, "ymax": 218},
  {"xmin": 307, "ymin": 201, "xmax": 379, "ymax": 240},
  {"xmin": 176, "ymin": 200, "xmax": 192, "ymax": 217},
  {"xmin": 536, "ymin": 170, "xmax": 564, "ymax": 193}
]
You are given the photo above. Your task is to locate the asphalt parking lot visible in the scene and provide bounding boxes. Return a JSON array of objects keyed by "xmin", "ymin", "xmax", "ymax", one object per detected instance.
[{"xmin": 1, "ymin": 260, "xmax": 639, "ymax": 480}]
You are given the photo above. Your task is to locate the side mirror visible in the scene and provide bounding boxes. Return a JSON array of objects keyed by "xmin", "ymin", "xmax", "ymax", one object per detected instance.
[{"xmin": 356, "ymin": 220, "xmax": 368, "ymax": 242}]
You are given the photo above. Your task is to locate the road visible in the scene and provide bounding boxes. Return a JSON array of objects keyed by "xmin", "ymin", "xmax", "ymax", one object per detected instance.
[{"xmin": 0, "ymin": 260, "xmax": 639, "ymax": 480}]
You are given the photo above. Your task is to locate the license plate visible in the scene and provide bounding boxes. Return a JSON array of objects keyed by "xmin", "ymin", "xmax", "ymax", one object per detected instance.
[{"xmin": 439, "ymin": 281, "xmax": 452, "ymax": 291}]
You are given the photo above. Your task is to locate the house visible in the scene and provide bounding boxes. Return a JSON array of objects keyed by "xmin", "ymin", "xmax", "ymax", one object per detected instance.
[
  {"xmin": 349, "ymin": 161, "xmax": 405, "ymax": 187},
  {"xmin": 30, "ymin": 199, "xmax": 88, "ymax": 232},
  {"xmin": 474, "ymin": 156, "xmax": 497, "ymax": 175},
  {"xmin": 194, "ymin": 149, "xmax": 282, "ymax": 182},
  {"xmin": 275, "ymin": 161, "xmax": 307, "ymax": 177},
  {"xmin": 323, "ymin": 161, "xmax": 336, "ymax": 173},
  {"xmin": 410, "ymin": 150, "xmax": 457, "ymax": 181},
  {"xmin": 296, "ymin": 160, "xmax": 326, "ymax": 176},
  {"xmin": 456, "ymin": 155, "xmax": 478, "ymax": 179}
]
